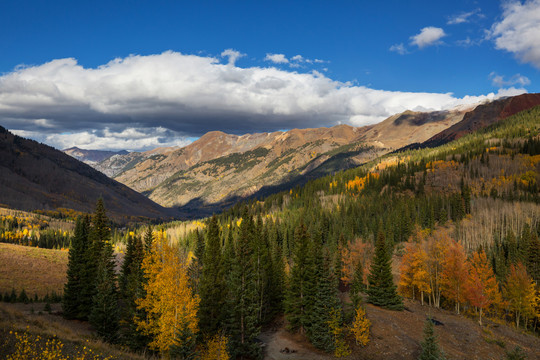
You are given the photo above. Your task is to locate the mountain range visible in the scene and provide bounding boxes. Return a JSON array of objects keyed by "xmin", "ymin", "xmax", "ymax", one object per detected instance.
[{"xmin": 1, "ymin": 93, "xmax": 539, "ymax": 220}]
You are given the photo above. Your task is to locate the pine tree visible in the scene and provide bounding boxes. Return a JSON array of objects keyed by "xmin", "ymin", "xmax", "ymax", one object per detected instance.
[
  {"xmin": 143, "ymin": 225, "xmax": 154, "ymax": 253},
  {"xmin": 226, "ymin": 211, "xmax": 261, "ymax": 360},
  {"xmin": 63, "ymin": 216, "xmax": 90, "ymax": 320},
  {"xmin": 350, "ymin": 260, "xmax": 365, "ymax": 309},
  {"xmin": 418, "ymin": 318, "xmax": 446, "ymax": 360},
  {"xmin": 199, "ymin": 215, "xmax": 227, "ymax": 336},
  {"xmin": 367, "ymin": 231, "xmax": 403, "ymax": 310},
  {"xmin": 89, "ymin": 240, "xmax": 119, "ymax": 343},
  {"xmin": 308, "ymin": 249, "xmax": 341, "ymax": 352},
  {"xmin": 285, "ymin": 222, "xmax": 315, "ymax": 333},
  {"xmin": 80, "ymin": 200, "xmax": 111, "ymax": 319},
  {"xmin": 119, "ymin": 235, "xmax": 148, "ymax": 350}
]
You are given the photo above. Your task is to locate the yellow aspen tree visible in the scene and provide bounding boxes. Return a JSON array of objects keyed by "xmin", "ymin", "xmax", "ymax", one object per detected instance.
[
  {"xmin": 504, "ymin": 262, "xmax": 537, "ymax": 329},
  {"xmin": 350, "ymin": 306, "xmax": 371, "ymax": 346},
  {"xmin": 398, "ymin": 240, "xmax": 418, "ymax": 299},
  {"xmin": 200, "ymin": 334, "xmax": 230, "ymax": 360},
  {"xmin": 425, "ymin": 229, "xmax": 451, "ymax": 308},
  {"xmin": 412, "ymin": 246, "xmax": 431, "ymax": 306},
  {"xmin": 136, "ymin": 230, "xmax": 200, "ymax": 355}
]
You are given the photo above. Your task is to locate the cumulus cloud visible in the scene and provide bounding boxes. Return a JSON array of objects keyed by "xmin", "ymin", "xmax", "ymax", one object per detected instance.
[
  {"xmin": 447, "ymin": 8, "xmax": 482, "ymax": 25},
  {"xmin": 264, "ymin": 53, "xmax": 289, "ymax": 64},
  {"xmin": 410, "ymin": 27, "xmax": 447, "ymax": 48},
  {"xmin": 389, "ymin": 43, "xmax": 408, "ymax": 55},
  {"xmin": 489, "ymin": 72, "xmax": 531, "ymax": 88},
  {"xmin": 0, "ymin": 51, "xmax": 526, "ymax": 151},
  {"xmin": 221, "ymin": 49, "xmax": 244, "ymax": 65},
  {"xmin": 490, "ymin": 0, "xmax": 540, "ymax": 69}
]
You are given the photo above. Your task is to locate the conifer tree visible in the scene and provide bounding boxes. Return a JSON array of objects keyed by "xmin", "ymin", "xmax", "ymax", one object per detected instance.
[
  {"xmin": 350, "ymin": 260, "xmax": 365, "ymax": 309},
  {"xmin": 80, "ymin": 200, "xmax": 110, "ymax": 319},
  {"xmin": 367, "ymin": 231, "xmax": 403, "ymax": 310},
  {"xmin": 226, "ymin": 210, "xmax": 261, "ymax": 359},
  {"xmin": 119, "ymin": 235, "xmax": 148, "ymax": 349},
  {"xmin": 63, "ymin": 216, "xmax": 89, "ymax": 319},
  {"xmin": 418, "ymin": 318, "xmax": 446, "ymax": 360},
  {"xmin": 285, "ymin": 222, "xmax": 315, "ymax": 333},
  {"xmin": 308, "ymin": 248, "xmax": 341, "ymax": 352},
  {"xmin": 143, "ymin": 225, "xmax": 154, "ymax": 253},
  {"xmin": 199, "ymin": 215, "xmax": 227, "ymax": 336},
  {"xmin": 89, "ymin": 240, "xmax": 120, "ymax": 343}
]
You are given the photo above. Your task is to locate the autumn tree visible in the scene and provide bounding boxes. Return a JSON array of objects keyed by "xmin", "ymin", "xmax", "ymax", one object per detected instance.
[
  {"xmin": 466, "ymin": 249, "xmax": 502, "ymax": 326},
  {"xmin": 136, "ymin": 230, "xmax": 200, "ymax": 356},
  {"xmin": 350, "ymin": 306, "xmax": 370, "ymax": 346},
  {"xmin": 367, "ymin": 231, "xmax": 403, "ymax": 310},
  {"xmin": 425, "ymin": 229, "xmax": 450, "ymax": 308},
  {"xmin": 200, "ymin": 334, "xmax": 230, "ymax": 360},
  {"xmin": 441, "ymin": 239, "xmax": 469, "ymax": 314},
  {"xmin": 504, "ymin": 262, "xmax": 537, "ymax": 329}
]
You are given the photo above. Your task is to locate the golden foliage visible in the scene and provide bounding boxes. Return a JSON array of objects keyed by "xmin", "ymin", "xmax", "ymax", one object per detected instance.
[
  {"xmin": 349, "ymin": 307, "xmax": 370, "ymax": 346},
  {"xmin": 136, "ymin": 230, "xmax": 200, "ymax": 355},
  {"xmin": 200, "ymin": 334, "xmax": 230, "ymax": 360},
  {"xmin": 340, "ymin": 237, "xmax": 373, "ymax": 285},
  {"xmin": 504, "ymin": 262, "xmax": 537, "ymax": 328},
  {"xmin": 327, "ymin": 307, "xmax": 351, "ymax": 357},
  {"xmin": 4, "ymin": 328, "xmax": 113, "ymax": 360}
]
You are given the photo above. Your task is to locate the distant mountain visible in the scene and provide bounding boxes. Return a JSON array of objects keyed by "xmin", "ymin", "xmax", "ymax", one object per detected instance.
[
  {"xmin": 0, "ymin": 127, "xmax": 177, "ymax": 222},
  {"xmin": 92, "ymin": 107, "xmax": 467, "ymax": 215},
  {"xmin": 416, "ymin": 93, "xmax": 540, "ymax": 148},
  {"xmin": 63, "ymin": 147, "xmax": 129, "ymax": 165}
]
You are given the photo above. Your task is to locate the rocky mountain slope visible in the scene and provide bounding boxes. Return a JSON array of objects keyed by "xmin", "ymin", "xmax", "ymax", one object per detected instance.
[
  {"xmin": 0, "ymin": 127, "xmax": 177, "ymax": 222},
  {"xmin": 63, "ymin": 147, "xmax": 128, "ymax": 165},
  {"xmin": 93, "ymin": 107, "xmax": 468, "ymax": 213},
  {"xmin": 418, "ymin": 93, "xmax": 540, "ymax": 148}
]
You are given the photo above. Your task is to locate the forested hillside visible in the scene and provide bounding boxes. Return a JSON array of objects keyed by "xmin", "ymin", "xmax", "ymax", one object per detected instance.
[{"xmin": 4, "ymin": 105, "xmax": 539, "ymax": 359}]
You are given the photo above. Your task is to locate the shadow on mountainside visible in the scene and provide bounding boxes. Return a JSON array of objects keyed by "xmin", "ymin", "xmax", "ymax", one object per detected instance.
[{"xmin": 175, "ymin": 147, "xmax": 371, "ymax": 218}]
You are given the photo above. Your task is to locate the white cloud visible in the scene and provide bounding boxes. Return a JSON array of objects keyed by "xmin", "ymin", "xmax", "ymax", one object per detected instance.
[
  {"xmin": 410, "ymin": 27, "xmax": 447, "ymax": 48},
  {"xmin": 389, "ymin": 43, "xmax": 408, "ymax": 55},
  {"xmin": 264, "ymin": 53, "xmax": 289, "ymax": 64},
  {"xmin": 0, "ymin": 51, "xmax": 526, "ymax": 151},
  {"xmin": 221, "ymin": 49, "xmax": 244, "ymax": 65},
  {"xmin": 291, "ymin": 55, "xmax": 304, "ymax": 62},
  {"xmin": 447, "ymin": 9, "xmax": 482, "ymax": 25},
  {"xmin": 489, "ymin": 72, "xmax": 531, "ymax": 87},
  {"xmin": 490, "ymin": 0, "xmax": 540, "ymax": 69}
]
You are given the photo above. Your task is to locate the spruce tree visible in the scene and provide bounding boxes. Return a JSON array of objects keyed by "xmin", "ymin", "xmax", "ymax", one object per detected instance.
[
  {"xmin": 308, "ymin": 248, "xmax": 341, "ymax": 352},
  {"xmin": 89, "ymin": 240, "xmax": 120, "ymax": 343},
  {"xmin": 199, "ymin": 215, "xmax": 227, "ymax": 336},
  {"xmin": 63, "ymin": 216, "xmax": 90, "ymax": 319},
  {"xmin": 226, "ymin": 210, "xmax": 261, "ymax": 360},
  {"xmin": 366, "ymin": 231, "xmax": 403, "ymax": 310},
  {"xmin": 350, "ymin": 260, "xmax": 365, "ymax": 309},
  {"xmin": 80, "ymin": 200, "xmax": 110, "ymax": 319},
  {"xmin": 143, "ymin": 225, "xmax": 154, "ymax": 253},
  {"xmin": 285, "ymin": 222, "xmax": 315, "ymax": 333},
  {"xmin": 418, "ymin": 318, "xmax": 445, "ymax": 360},
  {"xmin": 119, "ymin": 235, "xmax": 148, "ymax": 350}
]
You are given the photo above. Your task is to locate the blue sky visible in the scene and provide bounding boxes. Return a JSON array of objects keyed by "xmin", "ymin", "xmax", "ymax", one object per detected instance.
[{"xmin": 1, "ymin": 0, "xmax": 539, "ymax": 150}]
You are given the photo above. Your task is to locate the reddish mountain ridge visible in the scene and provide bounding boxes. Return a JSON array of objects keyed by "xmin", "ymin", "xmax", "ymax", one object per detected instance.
[{"xmin": 421, "ymin": 93, "xmax": 540, "ymax": 147}]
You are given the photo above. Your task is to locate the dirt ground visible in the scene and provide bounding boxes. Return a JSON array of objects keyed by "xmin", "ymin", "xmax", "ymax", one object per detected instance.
[{"xmin": 260, "ymin": 300, "xmax": 540, "ymax": 360}]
